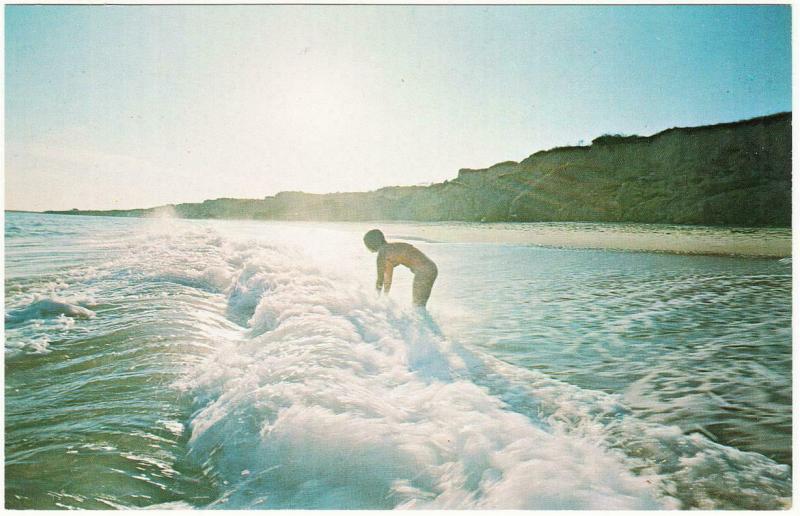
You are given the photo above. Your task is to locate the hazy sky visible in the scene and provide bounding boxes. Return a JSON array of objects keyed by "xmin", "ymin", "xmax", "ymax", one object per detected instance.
[{"xmin": 5, "ymin": 5, "xmax": 792, "ymax": 211}]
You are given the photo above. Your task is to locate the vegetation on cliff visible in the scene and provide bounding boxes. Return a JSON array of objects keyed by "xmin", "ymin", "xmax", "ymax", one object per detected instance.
[{"xmin": 47, "ymin": 112, "xmax": 791, "ymax": 226}]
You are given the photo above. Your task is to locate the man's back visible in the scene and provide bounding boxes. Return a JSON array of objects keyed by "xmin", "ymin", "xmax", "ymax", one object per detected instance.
[{"xmin": 379, "ymin": 242, "xmax": 436, "ymax": 274}]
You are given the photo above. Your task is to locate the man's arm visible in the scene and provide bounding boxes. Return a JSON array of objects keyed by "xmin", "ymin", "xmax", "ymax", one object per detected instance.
[
  {"xmin": 383, "ymin": 265, "xmax": 393, "ymax": 294},
  {"xmin": 376, "ymin": 249, "xmax": 385, "ymax": 291}
]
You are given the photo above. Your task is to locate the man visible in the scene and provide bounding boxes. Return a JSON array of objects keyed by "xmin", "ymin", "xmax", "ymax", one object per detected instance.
[{"xmin": 363, "ymin": 229, "xmax": 438, "ymax": 307}]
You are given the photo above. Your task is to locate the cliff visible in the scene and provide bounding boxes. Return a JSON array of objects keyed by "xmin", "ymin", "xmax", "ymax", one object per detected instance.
[{"xmin": 47, "ymin": 112, "xmax": 792, "ymax": 226}]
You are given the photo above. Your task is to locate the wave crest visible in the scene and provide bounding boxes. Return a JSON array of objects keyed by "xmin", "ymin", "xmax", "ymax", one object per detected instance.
[{"xmin": 5, "ymin": 297, "xmax": 96, "ymax": 326}]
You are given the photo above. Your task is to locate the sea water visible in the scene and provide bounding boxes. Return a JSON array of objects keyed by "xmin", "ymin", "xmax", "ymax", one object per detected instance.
[{"xmin": 4, "ymin": 212, "xmax": 792, "ymax": 509}]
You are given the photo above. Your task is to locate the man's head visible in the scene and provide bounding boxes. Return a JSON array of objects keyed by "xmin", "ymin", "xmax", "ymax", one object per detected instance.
[{"xmin": 363, "ymin": 229, "xmax": 386, "ymax": 252}]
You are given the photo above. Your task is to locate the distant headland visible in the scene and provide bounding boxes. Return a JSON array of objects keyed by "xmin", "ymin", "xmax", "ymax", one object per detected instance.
[{"xmin": 46, "ymin": 112, "xmax": 791, "ymax": 227}]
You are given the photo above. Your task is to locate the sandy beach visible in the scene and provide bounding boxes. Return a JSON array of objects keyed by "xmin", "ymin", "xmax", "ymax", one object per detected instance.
[{"xmin": 312, "ymin": 221, "xmax": 792, "ymax": 259}]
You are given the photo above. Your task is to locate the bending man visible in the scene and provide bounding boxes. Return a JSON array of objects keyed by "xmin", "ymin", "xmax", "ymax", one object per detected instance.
[{"xmin": 363, "ymin": 229, "xmax": 438, "ymax": 308}]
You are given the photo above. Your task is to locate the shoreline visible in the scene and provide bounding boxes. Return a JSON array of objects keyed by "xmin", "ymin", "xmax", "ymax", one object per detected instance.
[
  {"xmin": 321, "ymin": 221, "xmax": 792, "ymax": 259},
  {"xmin": 9, "ymin": 212, "xmax": 792, "ymax": 259}
]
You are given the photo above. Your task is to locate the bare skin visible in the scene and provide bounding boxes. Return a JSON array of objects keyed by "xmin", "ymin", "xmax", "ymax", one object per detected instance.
[{"xmin": 375, "ymin": 242, "xmax": 438, "ymax": 307}]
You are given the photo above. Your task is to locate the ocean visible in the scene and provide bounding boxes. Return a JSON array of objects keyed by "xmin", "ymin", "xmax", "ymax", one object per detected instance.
[{"xmin": 4, "ymin": 211, "xmax": 792, "ymax": 509}]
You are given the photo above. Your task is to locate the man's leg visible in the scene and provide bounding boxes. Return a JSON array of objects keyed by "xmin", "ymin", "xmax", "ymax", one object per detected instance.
[{"xmin": 412, "ymin": 268, "xmax": 437, "ymax": 307}]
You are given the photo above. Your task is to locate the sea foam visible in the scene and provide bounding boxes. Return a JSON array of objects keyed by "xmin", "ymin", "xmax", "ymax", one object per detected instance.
[{"xmin": 179, "ymin": 238, "xmax": 674, "ymax": 509}]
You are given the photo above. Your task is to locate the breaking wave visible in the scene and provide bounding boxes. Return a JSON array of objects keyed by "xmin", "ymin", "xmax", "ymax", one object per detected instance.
[{"xmin": 172, "ymin": 230, "xmax": 789, "ymax": 510}]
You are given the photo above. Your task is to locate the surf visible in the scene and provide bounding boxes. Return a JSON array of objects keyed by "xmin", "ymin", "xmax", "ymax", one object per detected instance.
[
  {"xmin": 178, "ymin": 237, "xmax": 671, "ymax": 509},
  {"xmin": 4, "ymin": 214, "xmax": 791, "ymax": 510}
]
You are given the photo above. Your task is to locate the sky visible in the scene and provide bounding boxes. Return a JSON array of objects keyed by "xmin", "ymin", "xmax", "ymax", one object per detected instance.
[{"xmin": 5, "ymin": 5, "xmax": 792, "ymax": 211}]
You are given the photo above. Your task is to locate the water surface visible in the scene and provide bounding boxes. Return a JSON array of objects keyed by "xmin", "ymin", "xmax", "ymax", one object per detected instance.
[{"xmin": 5, "ymin": 212, "xmax": 792, "ymax": 509}]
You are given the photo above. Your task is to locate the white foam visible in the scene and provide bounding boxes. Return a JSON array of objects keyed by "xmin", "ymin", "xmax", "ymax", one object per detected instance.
[
  {"xmin": 180, "ymin": 239, "xmax": 674, "ymax": 509},
  {"xmin": 5, "ymin": 335, "xmax": 51, "ymax": 356}
]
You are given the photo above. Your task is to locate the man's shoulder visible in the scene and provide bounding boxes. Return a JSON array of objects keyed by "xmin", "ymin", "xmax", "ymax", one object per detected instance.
[{"xmin": 388, "ymin": 242, "xmax": 416, "ymax": 251}]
